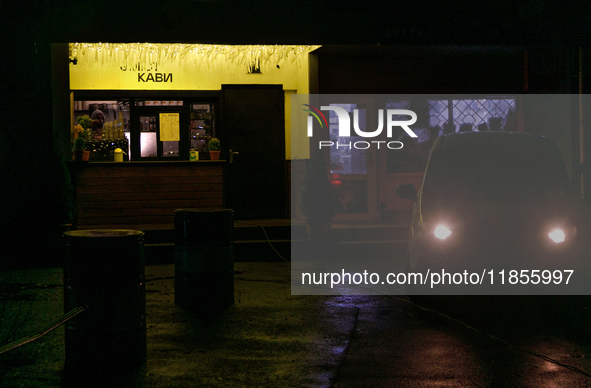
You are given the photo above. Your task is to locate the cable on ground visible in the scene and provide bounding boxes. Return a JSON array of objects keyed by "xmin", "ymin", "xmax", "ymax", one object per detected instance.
[
  {"xmin": 0, "ymin": 305, "xmax": 87, "ymax": 355},
  {"xmin": 260, "ymin": 225, "xmax": 289, "ymax": 263}
]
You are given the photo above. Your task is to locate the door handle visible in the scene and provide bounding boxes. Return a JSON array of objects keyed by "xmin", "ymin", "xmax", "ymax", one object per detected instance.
[{"xmin": 229, "ymin": 149, "xmax": 239, "ymax": 164}]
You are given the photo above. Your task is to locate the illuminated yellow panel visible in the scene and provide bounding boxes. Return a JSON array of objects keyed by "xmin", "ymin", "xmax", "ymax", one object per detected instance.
[
  {"xmin": 69, "ymin": 43, "xmax": 320, "ymax": 92},
  {"xmin": 285, "ymin": 90, "xmax": 296, "ymax": 160}
]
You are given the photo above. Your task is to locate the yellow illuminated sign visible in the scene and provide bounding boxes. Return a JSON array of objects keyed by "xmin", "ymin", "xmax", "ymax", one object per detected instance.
[{"xmin": 69, "ymin": 43, "xmax": 319, "ymax": 92}]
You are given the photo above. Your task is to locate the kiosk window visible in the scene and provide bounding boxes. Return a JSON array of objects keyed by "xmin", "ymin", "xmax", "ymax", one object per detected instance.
[
  {"xmin": 73, "ymin": 98, "xmax": 216, "ymax": 161},
  {"xmin": 73, "ymin": 99, "xmax": 130, "ymax": 162}
]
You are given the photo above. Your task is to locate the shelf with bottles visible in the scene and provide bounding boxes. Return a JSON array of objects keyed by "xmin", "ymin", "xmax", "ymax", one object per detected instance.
[
  {"xmin": 190, "ymin": 110, "xmax": 212, "ymax": 122},
  {"xmin": 190, "ymin": 125, "xmax": 211, "ymax": 137},
  {"xmin": 190, "ymin": 103, "xmax": 214, "ymax": 133},
  {"xmin": 190, "ymin": 138, "xmax": 207, "ymax": 152},
  {"xmin": 190, "ymin": 121, "xmax": 212, "ymax": 130},
  {"xmin": 190, "ymin": 132, "xmax": 211, "ymax": 151},
  {"xmin": 189, "ymin": 102, "xmax": 216, "ymax": 159},
  {"xmin": 140, "ymin": 116, "xmax": 158, "ymax": 132}
]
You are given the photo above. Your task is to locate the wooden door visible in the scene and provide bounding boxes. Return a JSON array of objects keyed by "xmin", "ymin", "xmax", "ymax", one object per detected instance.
[{"xmin": 221, "ymin": 85, "xmax": 285, "ymax": 219}]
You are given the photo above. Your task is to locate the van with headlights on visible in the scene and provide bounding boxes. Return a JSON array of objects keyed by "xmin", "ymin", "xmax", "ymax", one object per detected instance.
[{"xmin": 396, "ymin": 131, "xmax": 581, "ymax": 295}]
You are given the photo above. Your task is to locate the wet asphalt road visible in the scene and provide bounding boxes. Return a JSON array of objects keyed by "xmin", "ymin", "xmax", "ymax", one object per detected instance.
[
  {"xmin": 1, "ymin": 263, "xmax": 591, "ymax": 387},
  {"xmin": 330, "ymin": 294, "xmax": 591, "ymax": 387}
]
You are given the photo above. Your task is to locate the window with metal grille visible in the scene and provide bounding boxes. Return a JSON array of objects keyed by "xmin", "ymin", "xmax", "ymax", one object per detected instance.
[{"xmin": 385, "ymin": 97, "xmax": 517, "ymax": 172}]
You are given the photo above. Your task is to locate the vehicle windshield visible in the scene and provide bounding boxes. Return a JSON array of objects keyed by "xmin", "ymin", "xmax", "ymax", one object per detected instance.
[{"xmin": 422, "ymin": 148, "xmax": 570, "ymax": 203}]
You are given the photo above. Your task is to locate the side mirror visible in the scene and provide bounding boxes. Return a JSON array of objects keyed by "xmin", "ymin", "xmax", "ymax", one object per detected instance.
[{"xmin": 396, "ymin": 183, "xmax": 418, "ymax": 202}]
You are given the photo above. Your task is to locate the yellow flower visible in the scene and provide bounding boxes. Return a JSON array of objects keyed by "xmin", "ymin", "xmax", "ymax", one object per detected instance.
[{"xmin": 74, "ymin": 124, "xmax": 91, "ymax": 141}]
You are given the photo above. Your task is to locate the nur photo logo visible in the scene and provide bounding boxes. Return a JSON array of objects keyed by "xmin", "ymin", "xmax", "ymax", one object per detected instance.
[{"xmin": 303, "ymin": 104, "xmax": 419, "ymax": 150}]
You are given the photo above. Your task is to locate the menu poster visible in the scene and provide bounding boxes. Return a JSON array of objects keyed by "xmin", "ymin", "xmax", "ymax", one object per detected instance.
[{"xmin": 159, "ymin": 113, "xmax": 180, "ymax": 141}]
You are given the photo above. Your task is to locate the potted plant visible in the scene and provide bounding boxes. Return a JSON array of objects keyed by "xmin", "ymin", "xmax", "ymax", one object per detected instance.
[
  {"xmin": 300, "ymin": 148, "xmax": 336, "ymax": 240},
  {"xmin": 72, "ymin": 117, "xmax": 92, "ymax": 161},
  {"xmin": 72, "ymin": 136, "xmax": 86, "ymax": 161},
  {"xmin": 208, "ymin": 137, "xmax": 221, "ymax": 160}
]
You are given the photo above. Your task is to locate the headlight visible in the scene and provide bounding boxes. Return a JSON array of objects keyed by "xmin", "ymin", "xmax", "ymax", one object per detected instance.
[
  {"xmin": 548, "ymin": 226, "xmax": 577, "ymax": 244},
  {"xmin": 434, "ymin": 225, "xmax": 452, "ymax": 240},
  {"xmin": 548, "ymin": 229, "xmax": 566, "ymax": 243}
]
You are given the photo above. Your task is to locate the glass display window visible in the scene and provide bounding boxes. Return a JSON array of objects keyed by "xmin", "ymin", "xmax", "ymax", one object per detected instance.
[
  {"xmin": 73, "ymin": 96, "xmax": 217, "ymax": 161},
  {"xmin": 73, "ymin": 99, "xmax": 130, "ymax": 161}
]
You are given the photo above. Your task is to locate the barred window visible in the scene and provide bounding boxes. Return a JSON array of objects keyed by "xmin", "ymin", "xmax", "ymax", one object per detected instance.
[{"xmin": 386, "ymin": 97, "xmax": 517, "ymax": 173}]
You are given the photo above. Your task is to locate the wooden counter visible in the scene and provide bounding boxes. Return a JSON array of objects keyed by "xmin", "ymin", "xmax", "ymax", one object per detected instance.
[{"xmin": 70, "ymin": 161, "xmax": 225, "ymax": 230}]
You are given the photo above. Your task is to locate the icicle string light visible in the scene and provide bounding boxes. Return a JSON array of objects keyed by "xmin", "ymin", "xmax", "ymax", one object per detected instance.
[{"xmin": 70, "ymin": 43, "xmax": 321, "ymax": 72}]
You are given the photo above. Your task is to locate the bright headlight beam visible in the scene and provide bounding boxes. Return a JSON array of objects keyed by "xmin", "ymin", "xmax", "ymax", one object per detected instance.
[
  {"xmin": 548, "ymin": 229, "xmax": 566, "ymax": 243},
  {"xmin": 434, "ymin": 225, "xmax": 452, "ymax": 240}
]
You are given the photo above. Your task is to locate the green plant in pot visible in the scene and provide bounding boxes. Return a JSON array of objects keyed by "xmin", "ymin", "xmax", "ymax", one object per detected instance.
[
  {"xmin": 300, "ymin": 148, "xmax": 336, "ymax": 241},
  {"xmin": 72, "ymin": 119, "xmax": 92, "ymax": 161},
  {"xmin": 71, "ymin": 137, "xmax": 87, "ymax": 161},
  {"xmin": 208, "ymin": 137, "xmax": 221, "ymax": 160}
]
